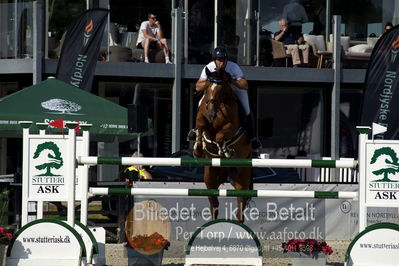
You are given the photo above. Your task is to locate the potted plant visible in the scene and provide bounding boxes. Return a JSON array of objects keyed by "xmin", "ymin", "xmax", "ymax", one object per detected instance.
[
  {"xmin": 0, "ymin": 227, "xmax": 12, "ymax": 246},
  {"xmin": 126, "ymin": 232, "xmax": 170, "ymax": 266},
  {"xmin": 282, "ymin": 238, "xmax": 333, "ymax": 266},
  {"xmin": 0, "ymin": 226, "xmax": 13, "ymax": 265}
]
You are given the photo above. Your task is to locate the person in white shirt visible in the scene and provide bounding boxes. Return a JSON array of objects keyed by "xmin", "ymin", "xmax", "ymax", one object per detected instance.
[
  {"xmin": 136, "ymin": 13, "xmax": 171, "ymax": 64},
  {"xmin": 187, "ymin": 46, "xmax": 261, "ymax": 150}
]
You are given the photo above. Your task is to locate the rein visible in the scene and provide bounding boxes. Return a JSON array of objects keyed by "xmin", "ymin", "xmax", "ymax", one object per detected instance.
[{"xmin": 207, "ymin": 78, "xmax": 223, "ymax": 84}]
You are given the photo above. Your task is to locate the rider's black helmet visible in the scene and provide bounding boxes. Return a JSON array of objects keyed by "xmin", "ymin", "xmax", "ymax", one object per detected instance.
[{"xmin": 213, "ymin": 46, "xmax": 228, "ymax": 60}]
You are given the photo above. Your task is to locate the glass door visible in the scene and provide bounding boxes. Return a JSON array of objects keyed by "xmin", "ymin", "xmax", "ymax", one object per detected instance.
[{"xmin": 0, "ymin": 0, "xmax": 34, "ymax": 59}]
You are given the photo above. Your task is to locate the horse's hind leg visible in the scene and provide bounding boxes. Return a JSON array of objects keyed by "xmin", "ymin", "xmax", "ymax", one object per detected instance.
[
  {"xmin": 204, "ymin": 166, "xmax": 220, "ymax": 219},
  {"xmin": 208, "ymin": 196, "xmax": 219, "ymax": 220}
]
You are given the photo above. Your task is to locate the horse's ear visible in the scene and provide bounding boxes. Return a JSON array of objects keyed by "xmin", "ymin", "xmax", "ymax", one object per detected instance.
[{"xmin": 205, "ymin": 67, "xmax": 211, "ymax": 77}]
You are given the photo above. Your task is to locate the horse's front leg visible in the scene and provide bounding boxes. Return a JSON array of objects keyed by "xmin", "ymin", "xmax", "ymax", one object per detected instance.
[
  {"xmin": 194, "ymin": 116, "xmax": 207, "ymax": 158},
  {"xmin": 215, "ymin": 122, "xmax": 234, "ymax": 157},
  {"xmin": 193, "ymin": 128, "xmax": 204, "ymax": 158}
]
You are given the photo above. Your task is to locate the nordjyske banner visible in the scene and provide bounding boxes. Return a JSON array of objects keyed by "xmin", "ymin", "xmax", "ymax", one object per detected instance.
[
  {"xmin": 56, "ymin": 9, "xmax": 109, "ymax": 91},
  {"xmin": 360, "ymin": 25, "xmax": 399, "ymax": 139}
]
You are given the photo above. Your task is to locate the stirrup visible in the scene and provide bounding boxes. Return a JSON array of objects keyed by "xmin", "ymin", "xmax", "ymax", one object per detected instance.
[{"xmin": 187, "ymin": 128, "xmax": 196, "ymax": 141}]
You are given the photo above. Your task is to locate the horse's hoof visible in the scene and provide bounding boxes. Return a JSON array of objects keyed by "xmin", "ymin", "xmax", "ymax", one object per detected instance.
[
  {"xmin": 236, "ymin": 218, "xmax": 245, "ymax": 224},
  {"xmin": 225, "ymin": 150, "xmax": 235, "ymax": 158},
  {"xmin": 193, "ymin": 149, "xmax": 203, "ymax": 158},
  {"xmin": 194, "ymin": 141, "xmax": 201, "ymax": 151},
  {"xmin": 193, "ymin": 143, "xmax": 203, "ymax": 158}
]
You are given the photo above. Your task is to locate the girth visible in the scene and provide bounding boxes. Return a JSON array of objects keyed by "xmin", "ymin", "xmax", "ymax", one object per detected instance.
[{"xmin": 202, "ymin": 127, "xmax": 245, "ymax": 157}]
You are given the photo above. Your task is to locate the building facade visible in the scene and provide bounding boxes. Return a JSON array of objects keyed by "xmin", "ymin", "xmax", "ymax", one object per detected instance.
[{"xmin": 0, "ymin": 0, "xmax": 394, "ymax": 179}]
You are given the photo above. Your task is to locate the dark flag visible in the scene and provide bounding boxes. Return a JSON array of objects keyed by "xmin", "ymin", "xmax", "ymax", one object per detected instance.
[
  {"xmin": 56, "ymin": 9, "xmax": 109, "ymax": 91},
  {"xmin": 360, "ymin": 25, "xmax": 399, "ymax": 139}
]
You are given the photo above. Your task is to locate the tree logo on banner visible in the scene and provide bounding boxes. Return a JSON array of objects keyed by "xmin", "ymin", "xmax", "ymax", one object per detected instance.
[
  {"xmin": 41, "ymin": 98, "xmax": 83, "ymax": 115},
  {"xmin": 370, "ymin": 147, "xmax": 399, "ymax": 182},
  {"xmin": 33, "ymin": 141, "xmax": 64, "ymax": 176}
]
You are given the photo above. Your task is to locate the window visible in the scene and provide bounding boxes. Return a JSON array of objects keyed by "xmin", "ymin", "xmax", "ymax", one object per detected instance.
[
  {"xmin": 46, "ymin": 0, "xmax": 86, "ymax": 58},
  {"xmin": 257, "ymin": 87, "xmax": 323, "ymax": 158},
  {"xmin": 0, "ymin": 0, "xmax": 34, "ymax": 59}
]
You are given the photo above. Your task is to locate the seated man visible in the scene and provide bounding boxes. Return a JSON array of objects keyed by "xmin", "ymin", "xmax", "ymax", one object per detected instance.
[
  {"xmin": 136, "ymin": 13, "xmax": 172, "ymax": 64},
  {"xmin": 274, "ymin": 18, "xmax": 309, "ymax": 67},
  {"xmin": 187, "ymin": 46, "xmax": 261, "ymax": 150}
]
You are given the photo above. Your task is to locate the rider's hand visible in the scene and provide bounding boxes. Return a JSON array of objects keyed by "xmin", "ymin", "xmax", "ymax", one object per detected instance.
[{"xmin": 220, "ymin": 68, "xmax": 232, "ymax": 81}]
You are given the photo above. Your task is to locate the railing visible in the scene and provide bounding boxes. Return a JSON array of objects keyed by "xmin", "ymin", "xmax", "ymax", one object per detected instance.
[{"xmin": 295, "ymin": 157, "xmax": 358, "ymax": 183}]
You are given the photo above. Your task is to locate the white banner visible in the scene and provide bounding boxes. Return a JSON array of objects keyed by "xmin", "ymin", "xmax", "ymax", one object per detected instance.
[
  {"xmin": 366, "ymin": 142, "xmax": 399, "ymax": 207},
  {"xmin": 28, "ymin": 137, "xmax": 74, "ymax": 201}
]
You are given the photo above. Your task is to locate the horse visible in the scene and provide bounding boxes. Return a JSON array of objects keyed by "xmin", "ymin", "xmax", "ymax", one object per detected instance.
[{"xmin": 193, "ymin": 67, "xmax": 252, "ymax": 222}]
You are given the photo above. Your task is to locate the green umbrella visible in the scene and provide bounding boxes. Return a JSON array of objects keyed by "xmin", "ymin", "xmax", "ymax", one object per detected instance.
[{"xmin": 0, "ymin": 78, "xmax": 152, "ymax": 140}]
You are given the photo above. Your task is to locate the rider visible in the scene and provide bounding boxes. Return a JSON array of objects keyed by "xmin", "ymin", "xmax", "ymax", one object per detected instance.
[{"xmin": 188, "ymin": 46, "xmax": 261, "ymax": 150}]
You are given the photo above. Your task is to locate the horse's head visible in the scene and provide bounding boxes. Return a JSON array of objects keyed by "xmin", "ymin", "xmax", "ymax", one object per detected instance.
[{"xmin": 203, "ymin": 67, "xmax": 232, "ymax": 123}]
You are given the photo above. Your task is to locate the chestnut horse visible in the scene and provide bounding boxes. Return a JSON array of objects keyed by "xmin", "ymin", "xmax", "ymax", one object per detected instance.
[{"xmin": 193, "ymin": 67, "xmax": 252, "ymax": 222}]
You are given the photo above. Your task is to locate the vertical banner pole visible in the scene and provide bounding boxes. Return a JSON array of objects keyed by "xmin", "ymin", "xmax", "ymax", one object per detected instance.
[
  {"xmin": 21, "ymin": 123, "xmax": 32, "ymax": 226},
  {"xmin": 357, "ymin": 126, "xmax": 371, "ymax": 232},
  {"xmin": 67, "ymin": 126, "xmax": 76, "ymax": 227},
  {"xmin": 80, "ymin": 126, "xmax": 91, "ymax": 225},
  {"xmin": 36, "ymin": 201, "xmax": 43, "ymax": 219}
]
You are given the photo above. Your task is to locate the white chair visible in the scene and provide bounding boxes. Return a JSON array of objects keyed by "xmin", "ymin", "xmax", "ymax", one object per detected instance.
[
  {"xmin": 329, "ymin": 34, "xmax": 351, "ymax": 52},
  {"xmin": 367, "ymin": 37, "xmax": 379, "ymax": 48},
  {"xmin": 328, "ymin": 35, "xmax": 371, "ymax": 67},
  {"xmin": 303, "ymin": 34, "xmax": 326, "ymax": 52},
  {"xmin": 303, "ymin": 34, "xmax": 331, "ymax": 68}
]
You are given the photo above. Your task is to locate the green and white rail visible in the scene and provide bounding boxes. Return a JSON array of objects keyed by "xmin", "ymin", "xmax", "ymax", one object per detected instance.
[
  {"xmin": 89, "ymin": 187, "xmax": 358, "ymax": 199},
  {"xmin": 78, "ymin": 156, "xmax": 358, "ymax": 168}
]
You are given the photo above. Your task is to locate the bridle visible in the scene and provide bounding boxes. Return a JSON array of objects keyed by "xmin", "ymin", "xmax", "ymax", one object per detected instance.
[{"xmin": 204, "ymin": 81, "xmax": 226, "ymax": 114}]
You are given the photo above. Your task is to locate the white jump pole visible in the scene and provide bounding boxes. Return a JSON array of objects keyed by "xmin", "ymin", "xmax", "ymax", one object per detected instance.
[
  {"xmin": 78, "ymin": 157, "xmax": 358, "ymax": 169},
  {"xmin": 89, "ymin": 187, "xmax": 358, "ymax": 199}
]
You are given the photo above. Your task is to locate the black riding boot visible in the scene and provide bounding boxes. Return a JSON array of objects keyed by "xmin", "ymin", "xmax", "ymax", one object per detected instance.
[
  {"xmin": 187, "ymin": 128, "xmax": 196, "ymax": 141},
  {"xmin": 187, "ymin": 106, "xmax": 200, "ymax": 142}
]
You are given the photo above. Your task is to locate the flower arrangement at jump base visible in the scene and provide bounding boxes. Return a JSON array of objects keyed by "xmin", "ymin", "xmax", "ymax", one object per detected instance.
[
  {"xmin": 282, "ymin": 238, "xmax": 334, "ymax": 257},
  {"xmin": 128, "ymin": 232, "xmax": 170, "ymax": 254},
  {"xmin": 0, "ymin": 227, "xmax": 13, "ymax": 245}
]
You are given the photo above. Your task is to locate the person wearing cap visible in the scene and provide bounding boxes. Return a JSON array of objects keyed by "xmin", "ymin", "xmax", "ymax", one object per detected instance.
[
  {"xmin": 188, "ymin": 46, "xmax": 261, "ymax": 150},
  {"xmin": 121, "ymin": 151, "xmax": 152, "ymax": 187}
]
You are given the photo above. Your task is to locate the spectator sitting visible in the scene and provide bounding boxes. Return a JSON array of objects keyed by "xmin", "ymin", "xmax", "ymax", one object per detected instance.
[
  {"xmin": 120, "ymin": 151, "xmax": 152, "ymax": 187},
  {"xmin": 384, "ymin": 22, "xmax": 394, "ymax": 33},
  {"xmin": 274, "ymin": 19, "xmax": 309, "ymax": 68},
  {"xmin": 136, "ymin": 13, "xmax": 172, "ymax": 64}
]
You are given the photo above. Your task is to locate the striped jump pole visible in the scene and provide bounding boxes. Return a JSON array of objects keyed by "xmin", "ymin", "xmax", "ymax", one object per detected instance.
[
  {"xmin": 89, "ymin": 187, "xmax": 358, "ymax": 199},
  {"xmin": 78, "ymin": 156, "xmax": 358, "ymax": 169}
]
